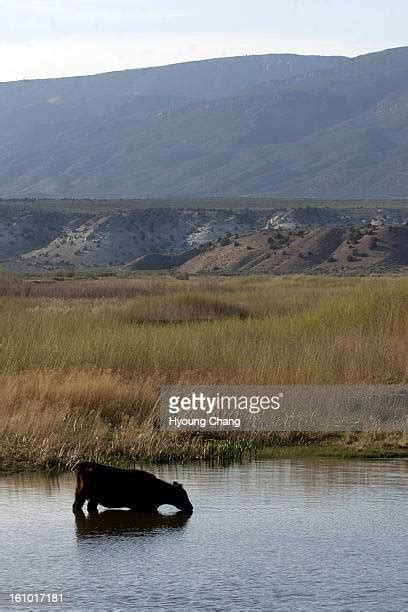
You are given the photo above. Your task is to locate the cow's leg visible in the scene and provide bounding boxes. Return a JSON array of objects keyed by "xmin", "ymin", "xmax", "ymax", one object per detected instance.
[
  {"xmin": 72, "ymin": 491, "xmax": 87, "ymax": 511},
  {"xmin": 72, "ymin": 474, "xmax": 87, "ymax": 512},
  {"xmin": 87, "ymin": 499, "xmax": 98, "ymax": 513}
]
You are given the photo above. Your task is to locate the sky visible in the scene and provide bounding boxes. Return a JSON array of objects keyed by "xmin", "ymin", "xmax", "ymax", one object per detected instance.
[{"xmin": 1, "ymin": 0, "xmax": 408, "ymax": 82}]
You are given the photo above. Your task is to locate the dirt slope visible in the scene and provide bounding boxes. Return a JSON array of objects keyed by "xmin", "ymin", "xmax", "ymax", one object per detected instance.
[{"xmin": 180, "ymin": 225, "xmax": 408, "ymax": 274}]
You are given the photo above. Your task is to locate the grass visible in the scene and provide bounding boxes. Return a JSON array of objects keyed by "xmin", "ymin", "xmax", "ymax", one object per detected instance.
[{"xmin": 0, "ymin": 274, "xmax": 407, "ymax": 472}]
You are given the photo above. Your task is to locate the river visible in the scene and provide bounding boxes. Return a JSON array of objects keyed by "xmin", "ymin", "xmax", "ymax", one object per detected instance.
[{"xmin": 1, "ymin": 459, "xmax": 407, "ymax": 611}]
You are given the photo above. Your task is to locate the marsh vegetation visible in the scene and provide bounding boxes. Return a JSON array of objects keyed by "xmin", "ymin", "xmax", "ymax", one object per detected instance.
[{"xmin": 0, "ymin": 274, "xmax": 406, "ymax": 470}]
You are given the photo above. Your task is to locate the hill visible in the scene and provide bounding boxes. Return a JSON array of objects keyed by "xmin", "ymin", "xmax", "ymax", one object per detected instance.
[
  {"xmin": 2, "ymin": 203, "xmax": 406, "ymax": 274},
  {"xmin": 2, "ymin": 48, "xmax": 408, "ymax": 198},
  {"xmin": 179, "ymin": 225, "xmax": 408, "ymax": 275}
]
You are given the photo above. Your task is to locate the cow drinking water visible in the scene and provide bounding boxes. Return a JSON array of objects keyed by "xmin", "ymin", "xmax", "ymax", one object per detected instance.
[{"xmin": 72, "ymin": 461, "xmax": 193, "ymax": 514}]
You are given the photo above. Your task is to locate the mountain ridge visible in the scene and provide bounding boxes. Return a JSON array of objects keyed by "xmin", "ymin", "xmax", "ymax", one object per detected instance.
[{"xmin": 1, "ymin": 47, "xmax": 408, "ymax": 198}]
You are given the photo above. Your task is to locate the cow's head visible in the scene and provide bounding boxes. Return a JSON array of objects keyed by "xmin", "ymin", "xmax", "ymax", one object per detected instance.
[{"xmin": 170, "ymin": 481, "xmax": 193, "ymax": 514}]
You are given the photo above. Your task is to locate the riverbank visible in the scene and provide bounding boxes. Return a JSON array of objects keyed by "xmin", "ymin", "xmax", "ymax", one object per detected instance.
[{"xmin": 1, "ymin": 433, "xmax": 407, "ymax": 474}]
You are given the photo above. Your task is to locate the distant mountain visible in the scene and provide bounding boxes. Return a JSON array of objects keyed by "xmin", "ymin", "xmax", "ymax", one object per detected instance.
[
  {"xmin": 0, "ymin": 53, "xmax": 345, "ymax": 109},
  {"xmin": 4, "ymin": 48, "xmax": 408, "ymax": 198}
]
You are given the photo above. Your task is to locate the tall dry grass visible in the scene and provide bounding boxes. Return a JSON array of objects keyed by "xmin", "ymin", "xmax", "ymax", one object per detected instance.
[{"xmin": 0, "ymin": 274, "xmax": 406, "ymax": 469}]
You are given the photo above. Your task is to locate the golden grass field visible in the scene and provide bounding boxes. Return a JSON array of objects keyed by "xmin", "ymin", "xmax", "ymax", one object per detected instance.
[{"xmin": 0, "ymin": 273, "xmax": 407, "ymax": 470}]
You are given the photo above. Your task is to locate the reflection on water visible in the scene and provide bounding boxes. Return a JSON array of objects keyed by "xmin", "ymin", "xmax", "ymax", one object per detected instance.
[
  {"xmin": 1, "ymin": 459, "xmax": 407, "ymax": 611},
  {"xmin": 74, "ymin": 509, "xmax": 191, "ymax": 537}
]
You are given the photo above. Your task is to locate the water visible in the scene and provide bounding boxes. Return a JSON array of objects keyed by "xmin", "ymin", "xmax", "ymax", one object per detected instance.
[{"xmin": 1, "ymin": 459, "xmax": 407, "ymax": 611}]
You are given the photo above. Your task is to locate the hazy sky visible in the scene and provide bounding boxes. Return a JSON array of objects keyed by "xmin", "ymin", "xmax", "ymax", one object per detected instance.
[{"xmin": 1, "ymin": 0, "xmax": 407, "ymax": 81}]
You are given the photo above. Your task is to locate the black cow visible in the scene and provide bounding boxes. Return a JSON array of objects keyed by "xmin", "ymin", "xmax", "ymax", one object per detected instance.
[{"xmin": 72, "ymin": 461, "xmax": 193, "ymax": 514}]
